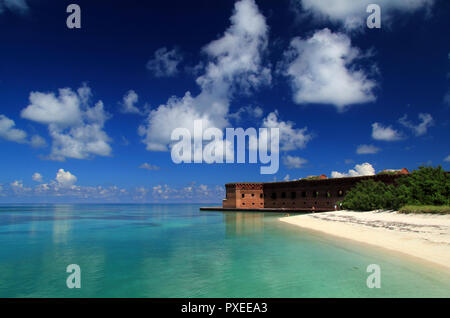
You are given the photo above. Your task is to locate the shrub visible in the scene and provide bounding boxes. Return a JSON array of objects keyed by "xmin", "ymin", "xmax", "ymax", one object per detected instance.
[
  {"xmin": 341, "ymin": 179, "xmax": 406, "ymax": 211},
  {"xmin": 399, "ymin": 205, "xmax": 450, "ymax": 215}
]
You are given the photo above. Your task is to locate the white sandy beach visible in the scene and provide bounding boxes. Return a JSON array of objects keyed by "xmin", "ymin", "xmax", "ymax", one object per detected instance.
[{"xmin": 280, "ymin": 211, "xmax": 450, "ymax": 270}]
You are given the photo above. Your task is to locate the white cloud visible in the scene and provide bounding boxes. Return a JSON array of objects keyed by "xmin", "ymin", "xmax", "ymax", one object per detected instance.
[
  {"xmin": 399, "ymin": 113, "xmax": 433, "ymax": 136},
  {"xmin": 21, "ymin": 84, "xmax": 112, "ymax": 160},
  {"xmin": 283, "ymin": 28, "xmax": 376, "ymax": 110},
  {"xmin": 139, "ymin": 163, "xmax": 160, "ymax": 171},
  {"xmin": 331, "ymin": 162, "xmax": 375, "ymax": 178},
  {"xmin": 371, "ymin": 122, "xmax": 403, "ymax": 141},
  {"xmin": 120, "ymin": 90, "xmax": 142, "ymax": 115},
  {"xmin": 444, "ymin": 91, "xmax": 450, "ymax": 106},
  {"xmin": 356, "ymin": 144, "xmax": 380, "ymax": 154},
  {"xmin": 0, "ymin": 0, "xmax": 29, "ymax": 14},
  {"xmin": 283, "ymin": 174, "xmax": 290, "ymax": 181},
  {"xmin": 32, "ymin": 172, "xmax": 43, "ymax": 183},
  {"xmin": 21, "ymin": 88, "xmax": 82, "ymax": 126},
  {"xmin": 139, "ymin": 0, "xmax": 270, "ymax": 152},
  {"xmin": 229, "ymin": 105, "xmax": 263, "ymax": 122},
  {"xmin": 146, "ymin": 47, "xmax": 183, "ymax": 77},
  {"xmin": 147, "ymin": 183, "xmax": 223, "ymax": 202},
  {"xmin": 444, "ymin": 155, "xmax": 450, "ymax": 162},
  {"xmin": 296, "ymin": 0, "xmax": 434, "ymax": 31},
  {"xmin": 30, "ymin": 135, "xmax": 47, "ymax": 148},
  {"xmin": 262, "ymin": 111, "xmax": 311, "ymax": 151},
  {"xmin": 0, "ymin": 114, "xmax": 27, "ymax": 143},
  {"xmin": 3, "ymin": 169, "xmax": 129, "ymax": 201},
  {"xmin": 10, "ymin": 180, "xmax": 31, "ymax": 193},
  {"xmin": 55, "ymin": 169, "xmax": 77, "ymax": 188},
  {"xmin": 282, "ymin": 155, "xmax": 307, "ymax": 169},
  {"xmin": 0, "ymin": 114, "xmax": 48, "ymax": 149}
]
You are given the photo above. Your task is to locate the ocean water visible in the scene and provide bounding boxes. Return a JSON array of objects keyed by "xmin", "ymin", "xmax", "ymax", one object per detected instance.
[{"xmin": 0, "ymin": 204, "xmax": 449, "ymax": 298}]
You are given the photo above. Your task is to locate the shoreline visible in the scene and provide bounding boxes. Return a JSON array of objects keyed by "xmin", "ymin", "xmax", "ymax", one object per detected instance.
[{"xmin": 280, "ymin": 210, "xmax": 450, "ymax": 270}]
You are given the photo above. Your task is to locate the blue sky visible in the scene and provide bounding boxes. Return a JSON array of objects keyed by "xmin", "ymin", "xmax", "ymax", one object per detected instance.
[{"xmin": 0, "ymin": 0, "xmax": 449, "ymax": 203}]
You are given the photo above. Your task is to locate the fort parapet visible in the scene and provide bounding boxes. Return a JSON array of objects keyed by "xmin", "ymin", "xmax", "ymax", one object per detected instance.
[{"xmin": 202, "ymin": 169, "xmax": 410, "ymax": 212}]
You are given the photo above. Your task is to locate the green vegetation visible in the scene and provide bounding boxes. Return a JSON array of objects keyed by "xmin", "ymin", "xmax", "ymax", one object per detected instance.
[
  {"xmin": 399, "ymin": 205, "xmax": 450, "ymax": 215},
  {"xmin": 302, "ymin": 176, "xmax": 323, "ymax": 180},
  {"xmin": 376, "ymin": 171, "xmax": 398, "ymax": 175},
  {"xmin": 341, "ymin": 166, "xmax": 449, "ymax": 211}
]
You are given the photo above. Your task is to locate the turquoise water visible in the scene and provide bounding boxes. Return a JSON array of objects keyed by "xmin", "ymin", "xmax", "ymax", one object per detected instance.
[{"xmin": 0, "ymin": 204, "xmax": 449, "ymax": 298}]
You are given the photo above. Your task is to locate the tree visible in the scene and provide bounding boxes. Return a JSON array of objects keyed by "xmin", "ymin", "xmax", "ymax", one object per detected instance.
[
  {"xmin": 396, "ymin": 165, "xmax": 450, "ymax": 205},
  {"xmin": 341, "ymin": 166, "xmax": 450, "ymax": 211}
]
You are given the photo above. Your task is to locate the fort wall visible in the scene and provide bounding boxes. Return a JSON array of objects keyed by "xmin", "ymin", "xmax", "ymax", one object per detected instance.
[{"xmin": 222, "ymin": 173, "xmax": 408, "ymax": 211}]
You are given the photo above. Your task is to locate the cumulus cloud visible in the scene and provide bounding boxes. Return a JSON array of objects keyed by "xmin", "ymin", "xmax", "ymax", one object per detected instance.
[
  {"xmin": 399, "ymin": 113, "xmax": 433, "ymax": 136},
  {"xmin": 139, "ymin": 0, "xmax": 271, "ymax": 152},
  {"xmin": 2, "ymin": 169, "xmax": 130, "ymax": 201},
  {"xmin": 282, "ymin": 28, "xmax": 376, "ymax": 111},
  {"xmin": 30, "ymin": 135, "xmax": 47, "ymax": 148},
  {"xmin": 444, "ymin": 155, "xmax": 450, "ymax": 162},
  {"xmin": 295, "ymin": 0, "xmax": 434, "ymax": 31},
  {"xmin": 331, "ymin": 162, "xmax": 375, "ymax": 178},
  {"xmin": 371, "ymin": 122, "xmax": 403, "ymax": 141},
  {"xmin": 356, "ymin": 144, "xmax": 380, "ymax": 154},
  {"xmin": 0, "ymin": 0, "xmax": 29, "ymax": 14},
  {"xmin": 21, "ymin": 84, "xmax": 112, "ymax": 160},
  {"xmin": 10, "ymin": 180, "xmax": 31, "ymax": 193},
  {"xmin": 262, "ymin": 111, "xmax": 311, "ymax": 151},
  {"xmin": 0, "ymin": 114, "xmax": 48, "ymax": 149},
  {"xmin": 144, "ymin": 183, "xmax": 223, "ymax": 202},
  {"xmin": 32, "ymin": 172, "xmax": 43, "ymax": 183},
  {"xmin": 283, "ymin": 174, "xmax": 290, "ymax": 181},
  {"xmin": 139, "ymin": 163, "xmax": 160, "ymax": 171},
  {"xmin": 0, "ymin": 114, "xmax": 27, "ymax": 143},
  {"xmin": 120, "ymin": 90, "xmax": 143, "ymax": 115},
  {"xmin": 282, "ymin": 155, "xmax": 307, "ymax": 169},
  {"xmin": 55, "ymin": 169, "xmax": 77, "ymax": 188},
  {"xmin": 146, "ymin": 47, "xmax": 183, "ymax": 77},
  {"xmin": 229, "ymin": 105, "xmax": 263, "ymax": 122},
  {"xmin": 3, "ymin": 172, "xmax": 223, "ymax": 203},
  {"xmin": 444, "ymin": 91, "xmax": 450, "ymax": 106}
]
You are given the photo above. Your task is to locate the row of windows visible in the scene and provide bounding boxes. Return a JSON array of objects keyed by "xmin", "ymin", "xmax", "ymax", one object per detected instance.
[
  {"xmin": 239, "ymin": 190, "xmax": 345, "ymax": 199},
  {"xmin": 241, "ymin": 201, "xmax": 335, "ymax": 207},
  {"xmin": 241, "ymin": 202, "xmax": 264, "ymax": 206},
  {"xmin": 241, "ymin": 193, "xmax": 263, "ymax": 198},
  {"xmin": 266, "ymin": 201, "xmax": 332, "ymax": 206},
  {"xmin": 270, "ymin": 190, "xmax": 345, "ymax": 199}
]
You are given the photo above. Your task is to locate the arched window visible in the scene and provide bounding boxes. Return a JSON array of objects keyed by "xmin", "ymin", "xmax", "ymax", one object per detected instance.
[
  {"xmin": 291, "ymin": 192, "xmax": 296, "ymax": 199},
  {"xmin": 242, "ymin": 193, "xmax": 245, "ymax": 198},
  {"xmin": 281, "ymin": 192, "xmax": 286, "ymax": 199},
  {"xmin": 271, "ymin": 193, "xmax": 277, "ymax": 199}
]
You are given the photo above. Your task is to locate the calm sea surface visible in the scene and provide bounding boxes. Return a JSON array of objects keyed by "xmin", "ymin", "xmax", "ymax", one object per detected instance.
[{"xmin": 0, "ymin": 204, "xmax": 449, "ymax": 298}]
